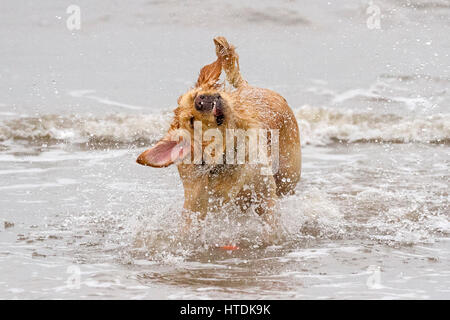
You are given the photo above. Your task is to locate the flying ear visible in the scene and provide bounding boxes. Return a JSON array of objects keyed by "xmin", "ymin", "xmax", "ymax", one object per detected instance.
[
  {"xmin": 213, "ymin": 36, "xmax": 247, "ymax": 88},
  {"xmin": 196, "ymin": 58, "xmax": 222, "ymax": 89},
  {"xmin": 136, "ymin": 134, "xmax": 191, "ymax": 168}
]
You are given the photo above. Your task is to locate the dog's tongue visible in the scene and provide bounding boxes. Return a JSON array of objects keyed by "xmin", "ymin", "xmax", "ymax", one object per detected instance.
[
  {"xmin": 213, "ymin": 104, "xmax": 222, "ymax": 117},
  {"xmin": 213, "ymin": 102, "xmax": 225, "ymax": 125}
]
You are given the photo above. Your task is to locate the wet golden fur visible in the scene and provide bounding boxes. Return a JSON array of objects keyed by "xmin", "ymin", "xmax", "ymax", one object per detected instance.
[{"xmin": 137, "ymin": 37, "xmax": 301, "ymax": 229}]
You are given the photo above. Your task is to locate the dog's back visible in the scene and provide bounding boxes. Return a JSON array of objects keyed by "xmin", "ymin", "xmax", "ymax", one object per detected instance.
[{"xmin": 231, "ymin": 85, "xmax": 301, "ymax": 196}]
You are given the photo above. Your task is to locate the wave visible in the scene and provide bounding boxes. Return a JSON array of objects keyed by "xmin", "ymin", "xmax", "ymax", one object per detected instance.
[
  {"xmin": 296, "ymin": 105, "xmax": 450, "ymax": 145},
  {"xmin": 0, "ymin": 113, "xmax": 171, "ymax": 148},
  {"xmin": 0, "ymin": 106, "xmax": 449, "ymax": 148}
]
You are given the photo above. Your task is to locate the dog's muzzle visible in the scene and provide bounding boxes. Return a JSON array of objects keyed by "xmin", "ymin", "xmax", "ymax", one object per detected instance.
[{"xmin": 194, "ymin": 94, "xmax": 225, "ymax": 125}]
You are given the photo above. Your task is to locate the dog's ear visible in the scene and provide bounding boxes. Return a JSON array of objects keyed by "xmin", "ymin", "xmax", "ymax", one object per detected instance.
[
  {"xmin": 136, "ymin": 137, "xmax": 190, "ymax": 168},
  {"xmin": 213, "ymin": 36, "xmax": 247, "ymax": 88},
  {"xmin": 196, "ymin": 58, "xmax": 222, "ymax": 89}
]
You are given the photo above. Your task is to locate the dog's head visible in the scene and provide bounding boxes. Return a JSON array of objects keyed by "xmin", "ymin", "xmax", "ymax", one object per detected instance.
[{"xmin": 136, "ymin": 58, "xmax": 234, "ymax": 168}]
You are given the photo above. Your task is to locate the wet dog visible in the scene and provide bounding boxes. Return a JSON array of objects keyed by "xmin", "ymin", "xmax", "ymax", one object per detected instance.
[{"xmin": 137, "ymin": 37, "xmax": 301, "ymax": 230}]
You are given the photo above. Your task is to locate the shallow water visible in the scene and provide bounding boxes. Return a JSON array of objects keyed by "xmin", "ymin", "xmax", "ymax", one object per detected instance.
[{"xmin": 1, "ymin": 0, "xmax": 449, "ymax": 299}]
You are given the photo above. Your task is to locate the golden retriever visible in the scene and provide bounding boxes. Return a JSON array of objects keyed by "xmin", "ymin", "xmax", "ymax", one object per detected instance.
[{"xmin": 137, "ymin": 37, "xmax": 301, "ymax": 230}]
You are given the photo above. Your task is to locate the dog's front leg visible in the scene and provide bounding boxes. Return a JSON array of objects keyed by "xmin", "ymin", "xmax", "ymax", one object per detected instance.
[
  {"xmin": 256, "ymin": 198, "xmax": 281, "ymax": 244},
  {"xmin": 180, "ymin": 182, "xmax": 209, "ymax": 234},
  {"xmin": 254, "ymin": 176, "xmax": 281, "ymax": 243},
  {"xmin": 181, "ymin": 199, "xmax": 207, "ymax": 231}
]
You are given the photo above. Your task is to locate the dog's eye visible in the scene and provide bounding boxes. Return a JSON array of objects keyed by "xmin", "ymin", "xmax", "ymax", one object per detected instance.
[{"xmin": 189, "ymin": 116, "xmax": 195, "ymax": 128}]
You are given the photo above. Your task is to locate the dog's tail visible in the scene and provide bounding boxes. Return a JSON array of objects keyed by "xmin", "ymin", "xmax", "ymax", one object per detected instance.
[{"xmin": 213, "ymin": 37, "xmax": 247, "ymax": 88}]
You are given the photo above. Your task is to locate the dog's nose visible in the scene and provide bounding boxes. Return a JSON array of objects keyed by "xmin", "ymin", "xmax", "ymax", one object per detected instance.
[{"xmin": 194, "ymin": 94, "xmax": 222, "ymax": 112}]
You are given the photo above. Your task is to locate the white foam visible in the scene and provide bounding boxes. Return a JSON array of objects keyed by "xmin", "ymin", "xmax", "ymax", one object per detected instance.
[
  {"xmin": 0, "ymin": 112, "xmax": 17, "ymax": 116},
  {"xmin": 0, "ymin": 149, "xmax": 129, "ymax": 162},
  {"xmin": 296, "ymin": 105, "xmax": 450, "ymax": 145},
  {"xmin": 0, "ymin": 178, "xmax": 77, "ymax": 190},
  {"xmin": 1, "ymin": 107, "xmax": 448, "ymax": 148},
  {"xmin": 68, "ymin": 90, "xmax": 146, "ymax": 110}
]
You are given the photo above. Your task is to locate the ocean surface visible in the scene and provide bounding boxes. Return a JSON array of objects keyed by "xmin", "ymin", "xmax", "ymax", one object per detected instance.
[{"xmin": 0, "ymin": 0, "xmax": 449, "ymax": 299}]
